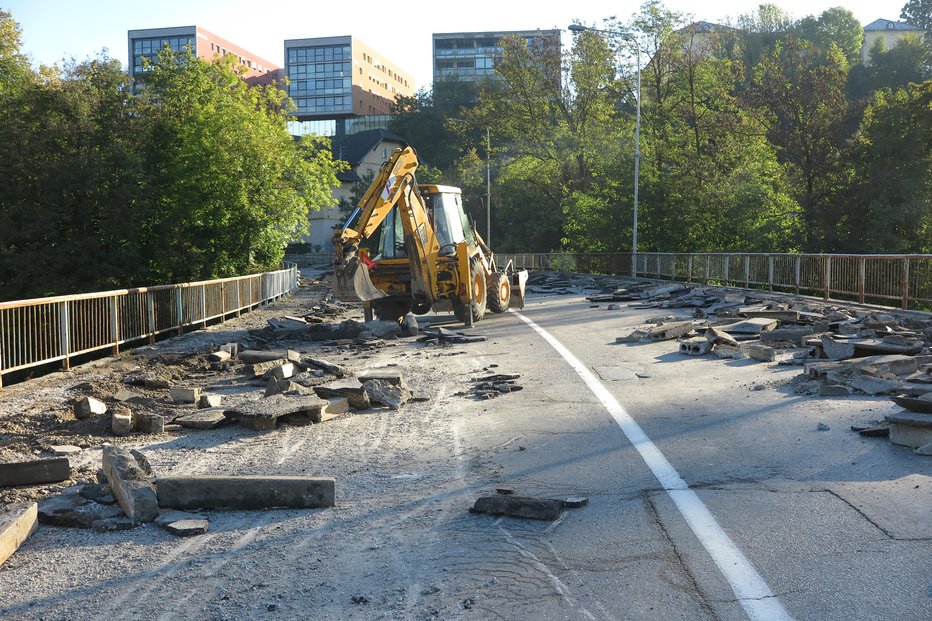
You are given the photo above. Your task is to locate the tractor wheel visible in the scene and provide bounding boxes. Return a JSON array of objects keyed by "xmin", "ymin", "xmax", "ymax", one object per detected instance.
[
  {"xmin": 452, "ymin": 257, "xmax": 487, "ymax": 324},
  {"xmin": 487, "ymin": 272, "xmax": 511, "ymax": 313}
]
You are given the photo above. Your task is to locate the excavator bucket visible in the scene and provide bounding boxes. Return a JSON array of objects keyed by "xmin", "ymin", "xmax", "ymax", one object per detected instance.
[
  {"xmin": 509, "ymin": 269, "xmax": 528, "ymax": 310},
  {"xmin": 332, "ymin": 255, "xmax": 387, "ymax": 303}
]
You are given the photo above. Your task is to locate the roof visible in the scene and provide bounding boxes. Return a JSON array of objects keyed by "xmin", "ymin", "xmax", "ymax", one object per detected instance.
[
  {"xmin": 329, "ymin": 129, "xmax": 408, "ymax": 168},
  {"xmin": 864, "ymin": 19, "xmax": 925, "ymax": 32}
]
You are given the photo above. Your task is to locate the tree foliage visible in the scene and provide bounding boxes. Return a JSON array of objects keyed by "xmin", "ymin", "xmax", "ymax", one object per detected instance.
[{"xmin": 0, "ymin": 17, "xmax": 342, "ymax": 301}]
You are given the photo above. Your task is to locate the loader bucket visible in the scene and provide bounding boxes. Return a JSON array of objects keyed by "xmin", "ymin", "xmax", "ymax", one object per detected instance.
[
  {"xmin": 509, "ymin": 269, "xmax": 528, "ymax": 310},
  {"xmin": 332, "ymin": 255, "xmax": 388, "ymax": 303}
]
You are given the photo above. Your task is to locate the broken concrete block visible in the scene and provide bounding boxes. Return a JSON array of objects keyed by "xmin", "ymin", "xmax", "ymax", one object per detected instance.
[
  {"xmin": 819, "ymin": 384, "xmax": 851, "ymax": 397},
  {"xmin": 850, "ymin": 355, "xmax": 919, "ymax": 377},
  {"xmin": 705, "ymin": 327, "xmax": 739, "ymax": 348},
  {"xmin": 915, "ymin": 442, "xmax": 932, "ymax": 456},
  {"xmin": 74, "ymin": 396, "xmax": 107, "ymax": 420},
  {"xmin": 268, "ymin": 363, "xmax": 296, "ymax": 381},
  {"xmin": 716, "ymin": 317, "xmax": 779, "ymax": 334},
  {"xmin": 357, "ymin": 369, "xmax": 403, "ymax": 386},
  {"xmin": 170, "ymin": 386, "xmax": 201, "ymax": 404},
  {"xmin": 821, "ymin": 336, "xmax": 856, "ymax": 360},
  {"xmin": 647, "ymin": 321, "xmax": 695, "ymax": 341},
  {"xmin": 890, "ymin": 396, "xmax": 932, "ymax": 414},
  {"xmin": 111, "ymin": 407, "xmax": 133, "ymax": 436},
  {"xmin": 314, "ymin": 385, "xmax": 371, "ymax": 410},
  {"xmin": 136, "ymin": 413, "xmax": 165, "ymax": 434},
  {"xmin": 324, "ymin": 397, "xmax": 349, "ymax": 415},
  {"xmin": 0, "ymin": 502, "xmax": 38, "ymax": 566},
  {"xmin": 102, "ymin": 446, "xmax": 159, "ymax": 523},
  {"xmin": 740, "ymin": 309, "xmax": 800, "ymax": 322},
  {"xmin": 246, "ymin": 359, "xmax": 288, "ymax": 378},
  {"xmin": 363, "ymin": 379, "xmax": 411, "ymax": 410},
  {"xmin": 680, "ymin": 337, "xmax": 713, "ymax": 356},
  {"xmin": 265, "ymin": 378, "xmax": 316, "ymax": 397},
  {"xmin": 220, "ymin": 343, "xmax": 239, "ymax": 357},
  {"xmin": 156, "ymin": 476, "xmax": 335, "ymax": 510},
  {"xmin": 0, "ymin": 458, "xmax": 70, "ymax": 487},
  {"xmin": 176, "ymin": 408, "xmax": 229, "ymax": 430},
  {"xmin": 847, "ymin": 376, "xmax": 902, "ymax": 396},
  {"xmin": 746, "ymin": 344, "xmax": 777, "ymax": 362},
  {"xmin": 122, "ymin": 371, "xmax": 171, "ymax": 389},
  {"xmin": 616, "ymin": 330, "xmax": 648, "ymax": 343},
  {"xmin": 166, "ymin": 519, "xmax": 209, "ymax": 536},
  {"xmin": 49, "ymin": 445, "xmax": 82, "ymax": 456},
  {"xmin": 760, "ymin": 327, "xmax": 815, "ymax": 344},
  {"xmin": 198, "ymin": 394, "xmax": 222, "ymax": 409},
  {"xmin": 208, "ymin": 350, "xmax": 231, "ymax": 363},
  {"xmin": 885, "ymin": 412, "xmax": 932, "ymax": 448},
  {"xmin": 470, "ymin": 496, "xmax": 564, "ymax": 521},
  {"xmin": 239, "ymin": 350, "xmax": 300, "ymax": 364},
  {"xmin": 301, "ymin": 357, "xmax": 349, "ymax": 378},
  {"xmin": 230, "ymin": 394, "xmax": 328, "ymax": 430}
]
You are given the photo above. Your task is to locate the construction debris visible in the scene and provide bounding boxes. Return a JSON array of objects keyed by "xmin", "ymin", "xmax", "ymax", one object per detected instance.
[
  {"xmin": 102, "ymin": 446, "xmax": 159, "ymax": 522},
  {"xmin": 418, "ymin": 327, "xmax": 487, "ymax": 345},
  {"xmin": 74, "ymin": 396, "xmax": 107, "ymax": 420},
  {"xmin": 362, "ymin": 379, "xmax": 411, "ymax": 410},
  {"xmin": 459, "ymin": 373, "xmax": 523, "ymax": 399},
  {"xmin": 0, "ymin": 458, "xmax": 71, "ymax": 488},
  {"xmin": 156, "ymin": 476, "xmax": 336, "ymax": 510},
  {"xmin": 229, "ymin": 394, "xmax": 328, "ymax": 430},
  {"xmin": 0, "ymin": 502, "xmax": 38, "ymax": 566}
]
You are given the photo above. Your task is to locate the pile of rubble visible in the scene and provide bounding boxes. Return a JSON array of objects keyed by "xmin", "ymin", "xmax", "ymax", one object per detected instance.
[{"xmin": 600, "ymin": 281, "xmax": 932, "ymax": 454}]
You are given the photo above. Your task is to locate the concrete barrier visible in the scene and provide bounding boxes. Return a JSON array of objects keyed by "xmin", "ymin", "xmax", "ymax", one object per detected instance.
[{"xmin": 156, "ymin": 476, "xmax": 335, "ymax": 510}]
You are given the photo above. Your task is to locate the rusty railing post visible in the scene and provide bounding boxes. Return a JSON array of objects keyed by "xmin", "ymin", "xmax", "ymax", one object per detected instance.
[
  {"xmin": 744, "ymin": 255, "xmax": 750, "ymax": 288},
  {"xmin": 823, "ymin": 256, "xmax": 832, "ymax": 301}
]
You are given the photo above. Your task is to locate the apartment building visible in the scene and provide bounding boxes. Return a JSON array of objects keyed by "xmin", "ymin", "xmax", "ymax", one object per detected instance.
[
  {"xmin": 127, "ymin": 26, "xmax": 280, "ymax": 85},
  {"xmin": 283, "ymin": 35, "xmax": 414, "ymax": 122},
  {"xmin": 432, "ymin": 29, "xmax": 561, "ymax": 83}
]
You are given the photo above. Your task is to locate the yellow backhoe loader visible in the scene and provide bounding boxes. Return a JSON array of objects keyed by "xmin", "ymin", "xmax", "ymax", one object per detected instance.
[{"xmin": 332, "ymin": 146, "xmax": 527, "ymax": 325}]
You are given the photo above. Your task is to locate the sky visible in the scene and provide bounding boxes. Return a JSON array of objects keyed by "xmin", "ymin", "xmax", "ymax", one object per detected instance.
[{"xmin": 7, "ymin": 0, "xmax": 897, "ymax": 89}]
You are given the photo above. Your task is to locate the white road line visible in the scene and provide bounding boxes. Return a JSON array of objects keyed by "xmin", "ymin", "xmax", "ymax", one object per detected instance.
[{"xmin": 510, "ymin": 309, "xmax": 794, "ymax": 621}]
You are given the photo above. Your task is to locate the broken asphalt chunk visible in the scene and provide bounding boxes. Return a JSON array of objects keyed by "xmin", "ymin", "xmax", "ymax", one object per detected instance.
[{"xmin": 362, "ymin": 379, "xmax": 411, "ymax": 410}]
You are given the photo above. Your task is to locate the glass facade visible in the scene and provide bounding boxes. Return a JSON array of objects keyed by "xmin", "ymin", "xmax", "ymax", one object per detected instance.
[
  {"xmin": 132, "ymin": 36, "xmax": 195, "ymax": 74},
  {"xmin": 433, "ymin": 33, "xmax": 556, "ymax": 82},
  {"xmin": 287, "ymin": 44, "xmax": 353, "ymax": 115}
]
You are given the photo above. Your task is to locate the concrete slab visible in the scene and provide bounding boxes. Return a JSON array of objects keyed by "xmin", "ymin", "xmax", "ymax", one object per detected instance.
[
  {"xmin": 885, "ymin": 412, "xmax": 932, "ymax": 447},
  {"xmin": 0, "ymin": 502, "xmax": 37, "ymax": 566},
  {"xmin": 156, "ymin": 476, "xmax": 335, "ymax": 510},
  {"xmin": 230, "ymin": 394, "xmax": 328, "ymax": 430},
  {"xmin": 0, "ymin": 458, "xmax": 70, "ymax": 487},
  {"xmin": 175, "ymin": 408, "xmax": 228, "ymax": 430}
]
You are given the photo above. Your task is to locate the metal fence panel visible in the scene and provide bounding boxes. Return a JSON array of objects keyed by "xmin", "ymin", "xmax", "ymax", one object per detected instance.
[{"xmin": 0, "ymin": 263, "xmax": 297, "ymax": 388}]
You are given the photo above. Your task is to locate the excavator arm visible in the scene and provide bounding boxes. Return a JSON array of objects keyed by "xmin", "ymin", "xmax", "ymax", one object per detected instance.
[{"xmin": 332, "ymin": 147, "xmax": 441, "ymax": 305}]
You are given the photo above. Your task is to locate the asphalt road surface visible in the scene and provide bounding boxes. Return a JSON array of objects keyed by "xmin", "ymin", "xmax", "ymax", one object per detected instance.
[{"xmin": 0, "ymin": 286, "xmax": 929, "ymax": 621}]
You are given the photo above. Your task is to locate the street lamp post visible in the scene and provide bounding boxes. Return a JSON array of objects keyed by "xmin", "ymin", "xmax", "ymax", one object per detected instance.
[{"xmin": 569, "ymin": 24, "xmax": 641, "ymax": 277}]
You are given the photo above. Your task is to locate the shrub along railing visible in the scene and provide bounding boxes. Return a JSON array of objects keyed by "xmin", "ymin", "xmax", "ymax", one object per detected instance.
[
  {"xmin": 0, "ymin": 264, "xmax": 298, "ymax": 389},
  {"xmin": 497, "ymin": 252, "xmax": 932, "ymax": 311}
]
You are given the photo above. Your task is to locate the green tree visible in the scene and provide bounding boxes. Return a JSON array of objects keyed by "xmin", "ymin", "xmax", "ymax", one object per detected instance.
[
  {"xmin": 901, "ymin": 0, "xmax": 932, "ymax": 30},
  {"xmin": 836, "ymin": 82, "xmax": 931, "ymax": 252},
  {"xmin": 794, "ymin": 7, "xmax": 863, "ymax": 66},
  {"xmin": 135, "ymin": 48, "xmax": 342, "ymax": 282},
  {"xmin": 746, "ymin": 37, "xmax": 849, "ymax": 250},
  {"xmin": 0, "ymin": 9, "xmax": 32, "ymax": 96}
]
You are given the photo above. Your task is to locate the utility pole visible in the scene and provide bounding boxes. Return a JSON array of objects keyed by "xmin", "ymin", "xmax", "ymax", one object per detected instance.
[{"xmin": 486, "ymin": 127, "xmax": 491, "ymax": 247}]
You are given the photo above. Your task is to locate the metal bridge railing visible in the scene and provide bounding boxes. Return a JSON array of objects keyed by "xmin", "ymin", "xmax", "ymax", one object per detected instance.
[
  {"xmin": 497, "ymin": 252, "xmax": 932, "ymax": 311},
  {"xmin": 0, "ymin": 263, "xmax": 298, "ymax": 389}
]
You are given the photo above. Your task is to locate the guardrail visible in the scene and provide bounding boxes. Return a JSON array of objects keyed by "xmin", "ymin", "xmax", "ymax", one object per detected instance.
[
  {"xmin": 497, "ymin": 252, "xmax": 932, "ymax": 310},
  {"xmin": 0, "ymin": 264, "xmax": 298, "ymax": 389}
]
